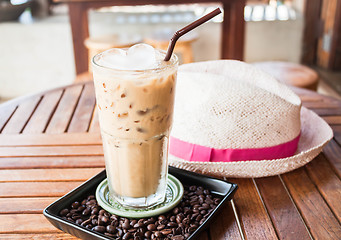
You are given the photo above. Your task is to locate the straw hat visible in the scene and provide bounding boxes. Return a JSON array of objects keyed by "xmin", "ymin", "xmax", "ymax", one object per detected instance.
[{"xmin": 169, "ymin": 60, "xmax": 333, "ymax": 178}]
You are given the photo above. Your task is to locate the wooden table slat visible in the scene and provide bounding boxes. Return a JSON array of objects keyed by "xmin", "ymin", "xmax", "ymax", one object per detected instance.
[
  {"xmin": 323, "ymin": 139, "xmax": 341, "ymax": 178},
  {"xmin": 310, "ymin": 107, "xmax": 341, "ymax": 116},
  {"xmin": 331, "ymin": 125, "xmax": 341, "ymax": 145},
  {"xmin": 0, "ymin": 168, "xmax": 103, "ymax": 182},
  {"xmin": 0, "ymin": 104, "xmax": 17, "ymax": 131},
  {"xmin": 0, "ymin": 156, "xmax": 104, "ymax": 170},
  {"xmin": 229, "ymin": 178, "xmax": 278, "ymax": 239},
  {"xmin": 22, "ymin": 90, "xmax": 64, "ymax": 134},
  {"xmin": 45, "ymin": 85, "xmax": 84, "ymax": 134},
  {"xmin": 88, "ymin": 106, "xmax": 100, "ymax": 133},
  {"xmin": 255, "ymin": 176, "xmax": 311, "ymax": 239},
  {"xmin": 0, "ymin": 145, "xmax": 103, "ymax": 157},
  {"xmin": 281, "ymin": 168, "xmax": 341, "ymax": 239},
  {"xmin": 67, "ymin": 83, "xmax": 96, "ymax": 133},
  {"xmin": 0, "ymin": 214, "xmax": 60, "ymax": 233},
  {"xmin": 322, "ymin": 116, "xmax": 341, "ymax": 125},
  {"xmin": 0, "ymin": 233, "xmax": 79, "ymax": 240},
  {"xmin": 0, "ymin": 181, "xmax": 84, "ymax": 197},
  {"xmin": 302, "ymin": 101, "xmax": 341, "ymax": 109},
  {"xmin": 209, "ymin": 201, "xmax": 243, "ymax": 240},
  {"xmin": 0, "ymin": 197, "xmax": 57, "ymax": 214},
  {"xmin": 1, "ymin": 95, "xmax": 41, "ymax": 134},
  {"xmin": 305, "ymin": 155, "xmax": 341, "ymax": 222},
  {"xmin": 0, "ymin": 133, "xmax": 101, "ymax": 146}
]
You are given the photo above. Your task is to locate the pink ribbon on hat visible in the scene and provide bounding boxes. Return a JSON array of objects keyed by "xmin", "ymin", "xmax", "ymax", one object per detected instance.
[{"xmin": 169, "ymin": 133, "xmax": 300, "ymax": 162}]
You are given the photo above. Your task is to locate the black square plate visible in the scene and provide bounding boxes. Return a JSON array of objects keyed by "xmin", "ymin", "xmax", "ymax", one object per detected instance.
[{"xmin": 44, "ymin": 167, "xmax": 238, "ymax": 240}]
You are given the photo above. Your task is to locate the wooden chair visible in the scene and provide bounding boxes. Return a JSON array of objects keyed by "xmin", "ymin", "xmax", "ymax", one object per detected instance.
[
  {"xmin": 253, "ymin": 61, "xmax": 319, "ymax": 91},
  {"xmin": 53, "ymin": 0, "xmax": 246, "ymax": 75}
]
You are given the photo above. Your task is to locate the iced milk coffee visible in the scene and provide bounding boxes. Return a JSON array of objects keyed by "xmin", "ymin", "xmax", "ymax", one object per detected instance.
[{"xmin": 92, "ymin": 44, "xmax": 178, "ymax": 208}]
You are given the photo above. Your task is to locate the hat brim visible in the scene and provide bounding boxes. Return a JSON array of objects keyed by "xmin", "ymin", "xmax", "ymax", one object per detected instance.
[{"xmin": 169, "ymin": 107, "xmax": 333, "ymax": 178}]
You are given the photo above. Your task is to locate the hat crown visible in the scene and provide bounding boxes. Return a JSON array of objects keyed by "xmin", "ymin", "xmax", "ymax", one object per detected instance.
[{"xmin": 171, "ymin": 60, "xmax": 301, "ymax": 149}]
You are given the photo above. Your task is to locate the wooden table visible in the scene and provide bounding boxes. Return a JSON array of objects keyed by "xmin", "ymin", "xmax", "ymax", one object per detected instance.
[
  {"xmin": 0, "ymin": 81, "xmax": 340, "ymax": 239},
  {"xmin": 54, "ymin": 0, "xmax": 246, "ymax": 75}
]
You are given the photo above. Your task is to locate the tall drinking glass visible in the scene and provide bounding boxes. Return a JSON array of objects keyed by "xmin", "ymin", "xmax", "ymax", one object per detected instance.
[{"xmin": 92, "ymin": 47, "xmax": 178, "ymax": 208}]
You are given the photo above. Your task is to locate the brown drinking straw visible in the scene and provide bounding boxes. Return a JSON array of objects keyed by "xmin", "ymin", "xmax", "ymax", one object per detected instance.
[{"xmin": 164, "ymin": 8, "xmax": 222, "ymax": 61}]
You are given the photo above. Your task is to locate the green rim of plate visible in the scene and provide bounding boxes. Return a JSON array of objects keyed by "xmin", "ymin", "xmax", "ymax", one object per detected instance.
[{"xmin": 96, "ymin": 174, "xmax": 184, "ymax": 218}]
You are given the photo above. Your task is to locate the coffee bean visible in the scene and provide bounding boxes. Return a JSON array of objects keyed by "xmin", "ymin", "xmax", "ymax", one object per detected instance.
[
  {"xmin": 77, "ymin": 206, "xmax": 85, "ymax": 212},
  {"xmin": 196, "ymin": 214, "xmax": 203, "ymax": 221},
  {"xmin": 154, "ymin": 231, "xmax": 162, "ymax": 238},
  {"xmin": 122, "ymin": 232, "xmax": 132, "ymax": 240},
  {"xmin": 123, "ymin": 219, "xmax": 130, "ymax": 229},
  {"xmin": 88, "ymin": 195, "xmax": 95, "ymax": 200},
  {"xmin": 106, "ymin": 225, "xmax": 116, "ymax": 234},
  {"xmin": 210, "ymin": 204, "xmax": 217, "ymax": 209},
  {"xmin": 81, "ymin": 219, "xmax": 91, "ymax": 227},
  {"xmin": 91, "ymin": 219, "xmax": 98, "ymax": 225},
  {"xmin": 86, "ymin": 199, "xmax": 97, "ymax": 205},
  {"xmin": 200, "ymin": 210, "xmax": 207, "ymax": 215},
  {"xmin": 71, "ymin": 201, "xmax": 80, "ymax": 209},
  {"xmin": 98, "ymin": 209, "xmax": 106, "ymax": 215},
  {"xmin": 59, "ymin": 209, "xmax": 69, "ymax": 217},
  {"xmin": 182, "ymin": 218, "xmax": 190, "ymax": 225},
  {"xmin": 128, "ymin": 228, "xmax": 137, "ymax": 233},
  {"xmin": 147, "ymin": 223, "xmax": 156, "ymax": 231},
  {"xmin": 130, "ymin": 219, "xmax": 137, "ymax": 226},
  {"xmin": 168, "ymin": 222, "xmax": 177, "ymax": 228},
  {"xmin": 104, "ymin": 232, "xmax": 116, "ymax": 237},
  {"xmin": 172, "ymin": 235, "xmax": 185, "ymax": 240},
  {"xmin": 161, "ymin": 229, "xmax": 172, "ymax": 235},
  {"xmin": 82, "ymin": 208, "xmax": 90, "ymax": 216},
  {"xmin": 144, "ymin": 219, "xmax": 154, "ymax": 225},
  {"xmin": 70, "ymin": 209, "xmax": 78, "ymax": 214},
  {"xmin": 214, "ymin": 198, "xmax": 221, "ymax": 205},
  {"xmin": 173, "ymin": 207, "xmax": 180, "ymax": 215},
  {"xmin": 199, "ymin": 218, "xmax": 206, "ymax": 225},
  {"xmin": 157, "ymin": 224, "xmax": 165, "ymax": 230},
  {"xmin": 116, "ymin": 228, "xmax": 123, "ymax": 237},
  {"xmin": 100, "ymin": 216, "xmax": 109, "ymax": 224},
  {"xmin": 71, "ymin": 214, "xmax": 81, "ymax": 220},
  {"xmin": 98, "ymin": 217, "xmax": 105, "ymax": 226},
  {"xmin": 145, "ymin": 230, "xmax": 152, "ymax": 238},
  {"xmin": 75, "ymin": 219, "xmax": 83, "ymax": 225},
  {"xmin": 92, "ymin": 225, "xmax": 105, "ymax": 233},
  {"xmin": 188, "ymin": 226, "xmax": 196, "ymax": 233},
  {"xmin": 91, "ymin": 208, "xmax": 99, "ymax": 215},
  {"xmin": 134, "ymin": 231, "xmax": 144, "ymax": 237},
  {"xmin": 174, "ymin": 227, "xmax": 182, "ymax": 235},
  {"xmin": 134, "ymin": 222, "xmax": 143, "ymax": 228}
]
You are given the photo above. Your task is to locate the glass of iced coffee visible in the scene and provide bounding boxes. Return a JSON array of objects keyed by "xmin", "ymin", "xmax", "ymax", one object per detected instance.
[{"xmin": 92, "ymin": 44, "xmax": 178, "ymax": 208}]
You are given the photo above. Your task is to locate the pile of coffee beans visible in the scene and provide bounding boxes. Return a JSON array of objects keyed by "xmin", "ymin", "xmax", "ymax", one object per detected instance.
[{"xmin": 59, "ymin": 185, "xmax": 221, "ymax": 239}]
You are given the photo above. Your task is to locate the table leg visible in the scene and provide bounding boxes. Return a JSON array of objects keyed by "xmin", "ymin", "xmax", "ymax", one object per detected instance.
[
  {"xmin": 68, "ymin": 3, "xmax": 90, "ymax": 75},
  {"xmin": 221, "ymin": 0, "xmax": 245, "ymax": 60}
]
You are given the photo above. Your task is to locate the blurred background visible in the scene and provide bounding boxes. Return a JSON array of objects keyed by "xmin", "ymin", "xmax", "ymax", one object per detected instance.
[{"xmin": 0, "ymin": 0, "xmax": 340, "ymax": 102}]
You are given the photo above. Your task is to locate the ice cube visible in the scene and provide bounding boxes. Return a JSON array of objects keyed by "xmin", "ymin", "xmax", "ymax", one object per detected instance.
[
  {"xmin": 97, "ymin": 44, "xmax": 158, "ymax": 71},
  {"xmin": 126, "ymin": 44, "xmax": 157, "ymax": 70},
  {"xmin": 99, "ymin": 48, "xmax": 127, "ymax": 69}
]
